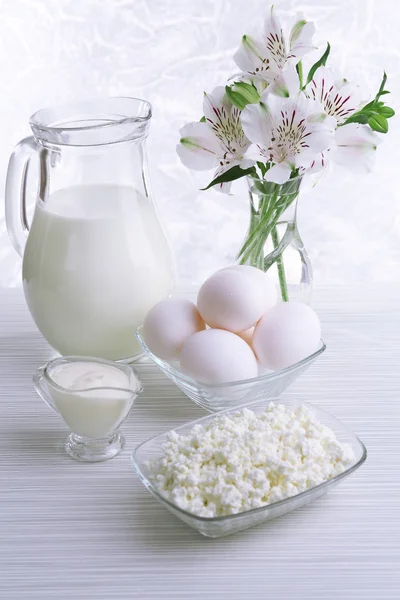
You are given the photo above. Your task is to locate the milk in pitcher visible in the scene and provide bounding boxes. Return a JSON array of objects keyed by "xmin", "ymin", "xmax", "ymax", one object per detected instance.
[{"xmin": 23, "ymin": 184, "xmax": 175, "ymax": 359}]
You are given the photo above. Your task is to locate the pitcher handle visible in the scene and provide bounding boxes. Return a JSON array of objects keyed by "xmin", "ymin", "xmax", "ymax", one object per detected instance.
[
  {"xmin": 33, "ymin": 365, "xmax": 58, "ymax": 415},
  {"xmin": 5, "ymin": 136, "xmax": 37, "ymax": 257}
]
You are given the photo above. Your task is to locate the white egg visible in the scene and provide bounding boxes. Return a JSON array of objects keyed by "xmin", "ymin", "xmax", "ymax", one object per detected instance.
[
  {"xmin": 143, "ymin": 299, "xmax": 206, "ymax": 360},
  {"xmin": 180, "ymin": 329, "xmax": 258, "ymax": 384},
  {"xmin": 236, "ymin": 327, "xmax": 254, "ymax": 347},
  {"xmin": 253, "ymin": 302, "xmax": 321, "ymax": 371},
  {"xmin": 224, "ymin": 265, "xmax": 277, "ymax": 311},
  {"xmin": 197, "ymin": 268, "xmax": 265, "ymax": 332}
]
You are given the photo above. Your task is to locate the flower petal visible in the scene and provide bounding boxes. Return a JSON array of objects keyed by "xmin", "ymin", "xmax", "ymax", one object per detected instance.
[
  {"xmin": 240, "ymin": 101, "xmax": 274, "ymax": 146},
  {"xmin": 264, "ymin": 163, "xmax": 292, "ymax": 184},
  {"xmin": 243, "ymin": 143, "xmax": 269, "ymax": 163},
  {"xmin": 211, "ymin": 162, "xmax": 242, "ymax": 194},
  {"xmin": 295, "ymin": 149, "xmax": 328, "ymax": 171},
  {"xmin": 332, "ymin": 123, "xmax": 380, "ymax": 173},
  {"xmin": 234, "ymin": 7, "xmax": 314, "ymax": 83},
  {"xmin": 304, "ymin": 121, "xmax": 335, "ymax": 154},
  {"xmin": 263, "ymin": 6, "xmax": 287, "ymax": 72},
  {"xmin": 242, "ymin": 91, "xmax": 335, "ymax": 180},
  {"xmin": 288, "ymin": 16, "xmax": 316, "ymax": 60},
  {"xmin": 216, "ymin": 182, "xmax": 232, "ymax": 193},
  {"xmin": 177, "ymin": 122, "xmax": 220, "ymax": 171},
  {"xmin": 255, "ymin": 93, "xmax": 333, "ymax": 170},
  {"xmin": 306, "ymin": 66, "xmax": 361, "ymax": 124},
  {"xmin": 233, "ymin": 35, "xmax": 277, "ymax": 82},
  {"xmin": 266, "ymin": 64, "xmax": 301, "ymax": 98},
  {"xmin": 241, "ymin": 157, "xmax": 255, "ymax": 169},
  {"xmin": 203, "ymin": 86, "xmax": 228, "ymax": 124},
  {"xmin": 202, "ymin": 86, "xmax": 251, "ymax": 160},
  {"xmin": 303, "ymin": 151, "xmax": 330, "ymax": 174}
]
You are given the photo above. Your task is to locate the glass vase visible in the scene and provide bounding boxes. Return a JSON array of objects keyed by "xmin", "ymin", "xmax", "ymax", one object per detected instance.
[{"xmin": 236, "ymin": 175, "xmax": 313, "ymax": 304}]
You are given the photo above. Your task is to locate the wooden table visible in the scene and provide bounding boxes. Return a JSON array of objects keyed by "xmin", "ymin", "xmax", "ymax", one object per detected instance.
[{"xmin": 1, "ymin": 286, "xmax": 399, "ymax": 599}]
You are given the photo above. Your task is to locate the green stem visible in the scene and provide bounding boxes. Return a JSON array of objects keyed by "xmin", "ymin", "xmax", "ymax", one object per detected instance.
[
  {"xmin": 237, "ymin": 192, "xmax": 279, "ymax": 264},
  {"xmin": 238, "ymin": 211, "xmax": 278, "ymax": 266},
  {"xmin": 271, "ymin": 225, "xmax": 289, "ymax": 302},
  {"xmin": 236, "ymin": 210, "xmax": 267, "ymax": 260},
  {"xmin": 236, "ymin": 183, "xmax": 300, "ymax": 302}
]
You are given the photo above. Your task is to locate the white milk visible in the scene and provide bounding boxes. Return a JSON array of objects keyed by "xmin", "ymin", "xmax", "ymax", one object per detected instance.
[
  {"xmin": 48, "ymin": 361, "xmax": 135, "ymax": 439},
  {"xmin": 23, "ymin": 185, "xmax": 174, "ymax": 359}
]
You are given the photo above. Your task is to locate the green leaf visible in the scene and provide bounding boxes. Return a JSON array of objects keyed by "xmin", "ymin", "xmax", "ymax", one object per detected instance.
[
  {"xmin": 250, "ymin": 178, "xmax": 278, "ymax": 196},
  {"xmin": 201, "ymin": 165, "xmax": 256, "ymax": 191},
  {"xmin": 342, "ymin": 72, "xmax": 393, "ymax": 129},
  {"xmin": 361, "ymin": 100, "xmax": 377, "ymax": 112},
  {"xmin": 280, "ymin": 177, "xmax": 302, "ymax": 196},
  {"xmin": 379, "ymin": 106, "xmax": 395, "ymax": 118},
  {"xmin": 306, "ymin": 42, "xmax": 331, "ymax": 86},
  {"xmin": 199, "ymin": 116, "xmax": 206, "ymax": 123},
  {"xmin": 256, "ymin": 161, "xmax": 268, "ymax": 177},
  {"xmin": 368, "ymin": 114, "xmax": 388, "ymax": 133},
  {"xmin": 225, "ymin": 85, "xmax": 247, "ymax": 110},
  {"xmin": 343, "ymin": 113, "xmax": 369, "ymax": 125}
]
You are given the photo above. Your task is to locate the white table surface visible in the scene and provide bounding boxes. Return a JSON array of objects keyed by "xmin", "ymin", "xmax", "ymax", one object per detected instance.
[{"xmin": 1, "ymin": 286, "xmax": 399, "ymax": 600}]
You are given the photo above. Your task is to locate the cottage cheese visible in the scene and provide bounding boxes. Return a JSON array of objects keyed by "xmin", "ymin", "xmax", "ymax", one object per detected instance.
[{"xmin": 148, "ymin": 403, "xmax": 355, "ymax": 518}]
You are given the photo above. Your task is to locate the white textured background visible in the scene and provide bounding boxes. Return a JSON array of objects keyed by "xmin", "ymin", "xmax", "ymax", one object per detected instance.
[{"xmin": 0, "ymin": 0, "xmax": 399, "ymax": 286}]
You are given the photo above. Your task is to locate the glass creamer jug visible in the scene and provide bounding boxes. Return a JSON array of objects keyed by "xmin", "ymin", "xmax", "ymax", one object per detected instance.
[{"xmin": 5, "ymin": 98, "xmax": 175, "ymax": 360}]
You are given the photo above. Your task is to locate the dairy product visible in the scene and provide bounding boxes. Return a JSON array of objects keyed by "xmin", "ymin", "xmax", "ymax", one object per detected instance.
[
  {"xmin": 148, "ymin": 403, "xmax": 355, "ymax": 517},
  {"xmin": 48, "ymin": 361, "xmax": 137, "ymax": 438},
  {"xmin": 23, "ymin": 185, "xmax": 174, "ymax": 360}
]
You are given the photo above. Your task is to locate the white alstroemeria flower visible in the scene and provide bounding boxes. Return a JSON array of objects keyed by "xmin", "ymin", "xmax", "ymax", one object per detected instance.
[
  {"xmin": 263, "ymin": 63, "xmax": 301, "ymax": 98},
  {"xmin": 305, "ymin": 151, "xmax": 329, "ymax": 174},
  {"xmin": 306, "ymin": 66, "xmax": 361, "ymax": 124},
  {"xmin": 177, "ymin": 86, "xmax": 252, "ymax": 193},
  {"xmin": 241, "ymin": 91, "xmax": 335, "ymax": 184},
  {"xmin": 304, "ymin": 67, "xmax": 377, "ymax": 173},
  {"xmin": 305, "ymin": 123, "xmax": 380, "ymax": 175},
  {"xmin": 332, "ymin": 123, "xmax": 381, "ymax": 173},
  {"xmin": 234, "ymin": 7, "xmax": 315, "ymax": 85}
]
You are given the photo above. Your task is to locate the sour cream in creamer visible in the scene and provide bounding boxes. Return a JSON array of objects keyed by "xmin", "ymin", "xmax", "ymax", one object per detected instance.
[{"xmin": 47, "ymin": 361, "xmax": 138, "ymax": 439}]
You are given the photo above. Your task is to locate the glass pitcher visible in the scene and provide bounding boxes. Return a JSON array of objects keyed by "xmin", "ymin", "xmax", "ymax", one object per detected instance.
[{"xmin": 5, "ymin": 98, "xmax": 175, "ymax": 360}]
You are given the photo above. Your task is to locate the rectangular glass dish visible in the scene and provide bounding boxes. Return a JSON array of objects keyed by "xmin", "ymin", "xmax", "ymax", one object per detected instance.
[
  {"xmin": 131, "ymin": 397, "xmax": 366, "ymax": 538},
  {"xmin": 136, "ymin": 326, "xmax": 326, "ymax": 412}
]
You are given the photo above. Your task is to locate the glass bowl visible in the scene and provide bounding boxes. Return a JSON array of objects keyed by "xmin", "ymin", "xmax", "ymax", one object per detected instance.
[
  {"xmin": 131, "ymin": 397, "xmax": 367, "ymax": 538},
  {"xmin": 136, "ymin": 326, "xmax": 326, "ymax": 412}
]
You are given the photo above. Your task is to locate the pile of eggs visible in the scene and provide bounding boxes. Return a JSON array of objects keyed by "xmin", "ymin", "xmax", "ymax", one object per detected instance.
[{"xmin": 143, "ymin": 265, "xmax": 321, "ymax": 385}]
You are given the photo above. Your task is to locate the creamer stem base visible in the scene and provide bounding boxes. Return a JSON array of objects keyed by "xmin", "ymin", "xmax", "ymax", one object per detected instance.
[{"xmin": 65, "ymin": 431, "xmax": 125, "ymax": 462}]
